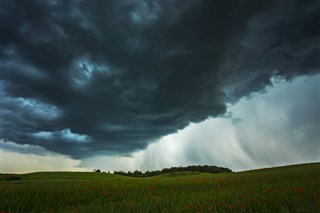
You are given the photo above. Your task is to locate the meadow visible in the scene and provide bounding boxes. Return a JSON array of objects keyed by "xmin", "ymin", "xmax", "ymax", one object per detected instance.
[{"xmin": 0, "ymin": 163, "xmax": 319, "ymax": 212}]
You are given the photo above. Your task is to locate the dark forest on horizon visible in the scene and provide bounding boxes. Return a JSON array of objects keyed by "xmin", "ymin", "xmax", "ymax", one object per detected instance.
[{"xmin": 112, "ymin": 165, "xmax": 232, "ymax": 177}]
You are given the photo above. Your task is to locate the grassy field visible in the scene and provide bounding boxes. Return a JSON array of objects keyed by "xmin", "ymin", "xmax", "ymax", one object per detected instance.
[{"xmin": 0, "ymin": 163, "xmax": 319, "ymax": 212}]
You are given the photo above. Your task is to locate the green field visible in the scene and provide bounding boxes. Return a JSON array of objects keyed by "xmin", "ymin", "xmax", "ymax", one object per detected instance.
[{"xmin": 1, "ymin": 163, "xmax": 319, "ymax": 212}]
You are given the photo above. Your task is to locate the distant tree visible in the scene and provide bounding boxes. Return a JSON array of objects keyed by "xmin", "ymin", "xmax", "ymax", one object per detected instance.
[
  {"xmin": 94, "ymin": 169, "xmax": 101, "ymax": 173},
  {"xmin": 133, "ymin": 170, "xmax": 143, "ymax": 177}
]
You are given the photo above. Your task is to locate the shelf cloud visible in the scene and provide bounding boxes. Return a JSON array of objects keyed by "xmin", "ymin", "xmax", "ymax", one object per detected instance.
[{"xmin": 1, "ymin": 0, "xmax": 319, "ymax": 159}]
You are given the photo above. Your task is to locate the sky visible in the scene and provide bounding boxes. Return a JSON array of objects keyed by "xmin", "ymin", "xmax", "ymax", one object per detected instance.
[{"xmin": 0, "ymin": 0, "xmax": 319, "ymax": 173}]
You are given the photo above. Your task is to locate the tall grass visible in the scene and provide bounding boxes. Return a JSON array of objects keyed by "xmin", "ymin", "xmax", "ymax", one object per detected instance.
[{"xmin": 0, "ymin": 163, "xmax": 319, "ymax": 212}]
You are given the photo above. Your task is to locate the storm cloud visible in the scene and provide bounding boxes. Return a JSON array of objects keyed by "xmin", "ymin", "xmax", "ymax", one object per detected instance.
[{"xmin": 1, "ymin": 0, "xmax": 319, "ymax": 159}]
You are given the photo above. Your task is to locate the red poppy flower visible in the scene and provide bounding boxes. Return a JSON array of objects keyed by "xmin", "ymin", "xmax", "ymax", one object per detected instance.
[
  {"xmin": 229, "ymin": 205, "xmax": 236, "ymax": 209},
  {"xmin": 296, "ymin": 187, "xmax": 304, "ymax": 193}
]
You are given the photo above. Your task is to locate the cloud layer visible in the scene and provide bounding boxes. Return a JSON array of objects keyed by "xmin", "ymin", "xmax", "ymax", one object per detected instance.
[{"xmin": 1, "ymin": 0, "xmax": 319, "ymax": 158}]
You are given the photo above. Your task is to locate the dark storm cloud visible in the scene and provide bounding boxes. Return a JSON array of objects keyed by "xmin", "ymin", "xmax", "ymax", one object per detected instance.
[{"xmin": 1, "ymin": 0, "xmax": 319, "ymax": 158}]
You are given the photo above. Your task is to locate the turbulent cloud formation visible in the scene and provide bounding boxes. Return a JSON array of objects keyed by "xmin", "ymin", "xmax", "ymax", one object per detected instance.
[{"xmin": 1, "ymin": 0, "xmax": 319, "ymax": 159}]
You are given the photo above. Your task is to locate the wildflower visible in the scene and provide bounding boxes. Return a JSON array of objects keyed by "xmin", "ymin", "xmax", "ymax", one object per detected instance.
[
  {"xmin": 187, "ymin": 204, "xmax": 192, "ymax": 209},
  {"xmin": 296, "ymin": 187, "xmax": 304, "ymax": 193},
  {"xmin": 108, "ymin": 196, "xmax": 113, "ymax": 201},
  {"xmin": 47, "ymin": 208, "xmax": 54, "ymax": 212},
  {"xmin": 239, "ymin": 203, "xmax": 246, "ymax": 208}
]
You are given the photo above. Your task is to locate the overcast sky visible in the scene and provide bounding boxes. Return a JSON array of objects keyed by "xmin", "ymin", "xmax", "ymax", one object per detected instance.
[{"xmin": 1, "ymin": 0, "xmax": 319, "ymax": 173}]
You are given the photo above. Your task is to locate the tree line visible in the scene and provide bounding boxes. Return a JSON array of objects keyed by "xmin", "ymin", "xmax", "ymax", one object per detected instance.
[{"xmin": 114, "ymin": 165, "xmax": 232, "ymax": 177}]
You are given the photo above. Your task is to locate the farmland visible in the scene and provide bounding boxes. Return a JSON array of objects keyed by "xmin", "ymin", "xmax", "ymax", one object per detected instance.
[{"xmin": 1, "ymin": 163, "xmax": 319, "ymax": 212}]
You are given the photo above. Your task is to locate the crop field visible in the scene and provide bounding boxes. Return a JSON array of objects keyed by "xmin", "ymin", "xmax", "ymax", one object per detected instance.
[{"xmin": 0, "ymin": 163, "xmax": 319, "ymax": 212}]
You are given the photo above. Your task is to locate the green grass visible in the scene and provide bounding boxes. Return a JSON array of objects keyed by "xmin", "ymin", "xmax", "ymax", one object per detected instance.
[
  {"xmin": 19, "ymin": 172, "xmax": 128, "ymax": 181},
  {"xmin": 1, "ymin": 163, "xmax": 319, "ymax": 212}
]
